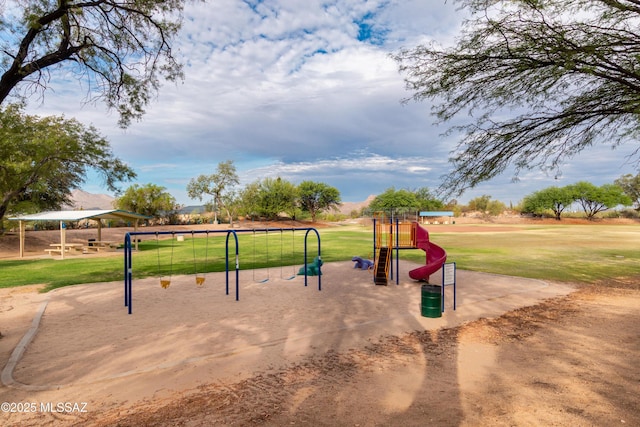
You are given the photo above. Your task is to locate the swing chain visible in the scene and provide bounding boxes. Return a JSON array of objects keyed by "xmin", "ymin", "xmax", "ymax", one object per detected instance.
[
  {"xmin": 252, "ymin": 229, "xmax": 269, "ymax": 283},
  {"xmin": 280, "ymin": 229, "xmax": 297, "ymax": 280},
  {"xmin": 157, "ymin": 232, "xmax": 174, "ymax": 288},
  {"xmin": 192, "ymin": 230, "xmax": 208, "ymax": 286}
]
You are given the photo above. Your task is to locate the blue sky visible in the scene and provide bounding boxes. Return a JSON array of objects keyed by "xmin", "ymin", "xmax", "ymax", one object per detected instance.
[{"xmin": 21, "ymin": 0, "xmax": 638, "ymax": 206}]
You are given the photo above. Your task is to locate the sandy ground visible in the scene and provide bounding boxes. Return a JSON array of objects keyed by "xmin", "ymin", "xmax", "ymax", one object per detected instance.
[{"xmin": 0, "ymin": 221, "xmax": 639, "ymax": 426}]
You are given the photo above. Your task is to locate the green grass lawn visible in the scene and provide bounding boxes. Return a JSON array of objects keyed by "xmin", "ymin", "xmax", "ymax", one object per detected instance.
[
  {"xmin": 413, "ymin": 224, "xmax": 639, "ymax": 283},
  {"xmin": 1, "ymin": 223, "xmax": 638, "ymax": 291}
]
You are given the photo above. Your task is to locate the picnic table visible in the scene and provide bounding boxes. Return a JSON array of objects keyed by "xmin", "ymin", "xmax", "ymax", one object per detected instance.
[
  {"xmin": 45, "ymin": 243, "xmax": 84, "ymax": 256},
  {"xmin": 85, "ymin": 240, "xmax": 119, "ymax": 252}
]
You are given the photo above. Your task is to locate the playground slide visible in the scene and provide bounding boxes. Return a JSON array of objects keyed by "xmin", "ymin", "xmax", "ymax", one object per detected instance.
[{"xmin": 408, "ymin": 223, "xmax": 447, "ymax": 281}]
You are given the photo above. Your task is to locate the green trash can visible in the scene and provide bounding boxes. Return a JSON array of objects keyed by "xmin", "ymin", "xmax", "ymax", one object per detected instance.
[{"xmin": 421, "ymin": 284, "xmax": 442, "ymax": 318}]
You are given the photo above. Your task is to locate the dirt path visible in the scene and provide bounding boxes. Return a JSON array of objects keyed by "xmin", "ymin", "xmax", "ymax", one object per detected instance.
[
  {"xmin": 73, "ymin": 284, "xmax": 637, "ymax": 427},
  {"xmin": 1, "ymin": 271, "xmax": 637, "ymax": 426}
]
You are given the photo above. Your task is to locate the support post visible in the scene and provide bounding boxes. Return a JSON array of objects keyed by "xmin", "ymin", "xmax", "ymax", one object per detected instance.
[
  {"xmin": 60, "ymin": 221, "xmax": 66, "ymax": 260},
  {"xmin": 134, "ymin": 219, "xmax": 139, "ymax": 251},
  {"xmin": 19, "ymin": 220, "xmax": 25, "ymax": 258},
  {"xmin": 442, "ymin": 262, "xmax": 457, "ymax": 311},
  {"xmin": 97, "ymin": 220, "xmax": 103, "ymax": 242}
]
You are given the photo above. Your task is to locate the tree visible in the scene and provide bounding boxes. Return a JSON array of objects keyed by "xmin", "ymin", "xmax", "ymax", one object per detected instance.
[
  {"xmin": 393, "ymin": 0, "xmax": 640, "ymax": 196},
  {"xmin": 238, "ymin": 180, "xmax": 261, "ymax": 221},
  {"xmin": 187, "ymin": 160, "xmax": 240, "ymax": 225},
  {"xmin": 522, "ymin": 186, "xmax": 575, "ymax": 220},
  {"xmin": 219, "ymin": 189, "xmax": 241, "ymax": 224},
  {"xmin": 298, "ymin": 181, "xmax": 341, "ymax": 222},
  {"xmin": 239, "ymin": 177, "xmax": 298, "ymax": 220},
  {"xmin": 1, "ymin": 0, "xmax": 185, "ymax": 127},
  {"xmin": 368, "ymin": 187, "xmax": 419, "ymax": 214},
  {"xmin": 114, "ymin": 183, "xmax": 177, "ymax": 220},
  {"xmin": 0, "ymin": 104, "xmax": 135, "ymax": 223},
  {"xmin": 614, "ymin": 173, "xmax": 640, "ymax": 211},
  {"xmin": 414, "ymin": 187, "xmax": 445, "ymax": 211},
  {"xmin": 465, "ymin": 195, "xmax": 506, "ymax": 216},
  {"xmin": 256, "ymin": 177, "xmax": 298, "ymax": 220},
  {"xmin": 567, "ymin": 181, "xmax": 632, "ymax": 220},
  {"xmin": 486, "ymin": 199, "xmax": 507, "ymax": 217},
  {"xmin": 465, "ymin": 195, "xmax": 490, "ymax": 213}
]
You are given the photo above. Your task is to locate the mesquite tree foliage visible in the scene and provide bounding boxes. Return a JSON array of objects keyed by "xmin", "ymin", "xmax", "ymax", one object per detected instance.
[
  {"xmin": 0, "ymin": 104, "xmax": 136, "ymax": 222},
  {"xmin": 393, "ymin": 0, "xmax": 640, "ymax": 196},
  {"xmin": 0, "ymin": 0, "xmax": 186, "ymax": 127}
]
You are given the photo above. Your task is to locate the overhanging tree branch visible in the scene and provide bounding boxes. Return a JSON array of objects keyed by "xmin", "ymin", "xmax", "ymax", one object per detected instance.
[
  {"xmin": 0, "ymin": 0, "xmax": 186, "ymax": 127},
  {"xmin": 395, "ymin": 0, "xmax": 640, "ymax": 196}
]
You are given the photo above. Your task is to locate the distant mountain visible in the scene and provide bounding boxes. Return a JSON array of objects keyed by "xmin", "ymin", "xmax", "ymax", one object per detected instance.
[
  {"xmin": 63, "ymin": 189, "xmax": 115, "ymax": 210},
  {"xmin": 336, "ymin": 195, "xmax": 375, "ymax": 215}
]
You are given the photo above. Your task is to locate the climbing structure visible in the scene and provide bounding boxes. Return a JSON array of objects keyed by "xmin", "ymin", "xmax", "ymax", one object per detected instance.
[
  {"xmin": 374, "ymin": 246, "xmax": 391, "ymax": 285},
  {"xmin": 373, "ymin": 213, "xmax": 392, "ymax": 285},
  {"xmin": 373, "ymin": 214, "xmax": 447, "ymax": 285}
]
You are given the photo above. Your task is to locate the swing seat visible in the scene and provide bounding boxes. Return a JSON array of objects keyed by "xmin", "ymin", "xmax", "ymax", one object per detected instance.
[
  {"xmin": 192, "ymin": 231, "xmax": 211, "ymax": 287},
  {"xmin": 160, "ymin": 279, "xmax": 171, "ymax": 289}
]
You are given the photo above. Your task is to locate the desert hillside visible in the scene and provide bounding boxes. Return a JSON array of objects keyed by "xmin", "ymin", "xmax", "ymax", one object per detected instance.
[{"xmin": 62, "ymin": 189, "xmax": 115, "ymax": 210}]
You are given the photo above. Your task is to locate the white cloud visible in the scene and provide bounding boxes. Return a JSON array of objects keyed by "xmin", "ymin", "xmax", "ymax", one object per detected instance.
[{"xmin": 16, "ymin": 0, "xmax": 638, "ymax": 205}]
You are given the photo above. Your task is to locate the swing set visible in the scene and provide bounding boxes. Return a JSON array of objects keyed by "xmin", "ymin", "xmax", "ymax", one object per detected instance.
[
  {"xmin": 153, "ymin": 230, "xmax": 226, "ymax": 289},
  {"xmin": 123, "ymin": 227, "xmax": 321, "ymax": 314},
  {"xmin": 250, "ymin": 228, "xmax": 299, "ymax": 283}
]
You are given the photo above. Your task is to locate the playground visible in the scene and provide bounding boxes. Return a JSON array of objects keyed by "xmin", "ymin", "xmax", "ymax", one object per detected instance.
[{"xmin": 0, "ymin": 220, "xmax": 639, "ymax": 426}]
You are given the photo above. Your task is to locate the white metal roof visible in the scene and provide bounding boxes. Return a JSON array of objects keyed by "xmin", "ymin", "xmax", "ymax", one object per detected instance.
[{"xmin": 9, "ymin": 209, "xmax": 150, "ymax": 222}]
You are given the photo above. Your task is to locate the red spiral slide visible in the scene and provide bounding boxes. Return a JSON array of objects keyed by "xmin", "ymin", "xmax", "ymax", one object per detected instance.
[{"xmin": 408, "ymin": 223, "xmax": 447, "ymax": 281}]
